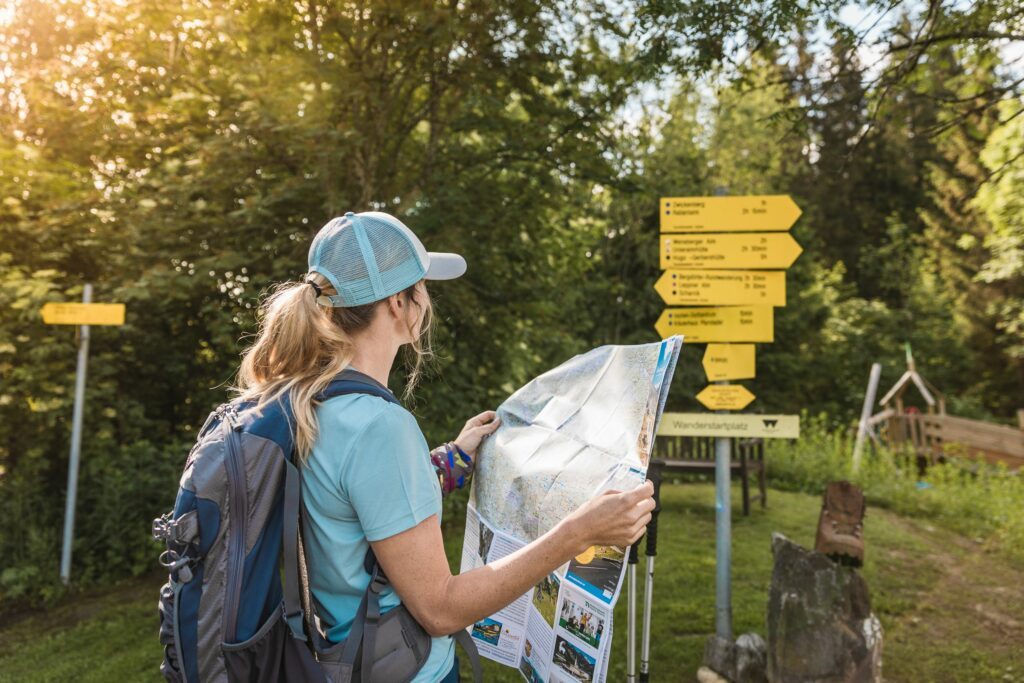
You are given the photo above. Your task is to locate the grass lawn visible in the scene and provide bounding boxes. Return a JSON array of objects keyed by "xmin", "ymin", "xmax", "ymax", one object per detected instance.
[{"xmin": 2, "ymin": 482, "xmax": 1022, "ymax": 682}]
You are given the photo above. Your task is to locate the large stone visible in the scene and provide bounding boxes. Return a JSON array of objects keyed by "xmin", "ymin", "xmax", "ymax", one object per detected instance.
[
  {"xmin": 704, "ymin": 634, "xmax": 737, "ymax": 680},
  {"xmin": 735, "ymin": 633, "xmax": 768, "ymax": 683},
  {"xmin": 766, "ymin": 533, "xmax": 883, "ymax": 683}
]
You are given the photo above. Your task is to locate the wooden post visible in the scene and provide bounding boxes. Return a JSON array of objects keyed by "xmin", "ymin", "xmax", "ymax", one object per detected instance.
[{"xmin": 853, "ymin": 363, "xmax": 882, "ymax": 471}]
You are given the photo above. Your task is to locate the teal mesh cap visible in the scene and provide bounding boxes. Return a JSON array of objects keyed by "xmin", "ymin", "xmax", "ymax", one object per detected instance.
[{"xmin": 307, "ymin": 211, "xmax": 466, "ymax": 307}]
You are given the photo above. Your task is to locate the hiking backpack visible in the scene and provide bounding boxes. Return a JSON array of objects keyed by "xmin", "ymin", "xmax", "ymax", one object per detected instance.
[{"xmin": 152, "ymin": 369, "xmax": 480, "ymax": 682}]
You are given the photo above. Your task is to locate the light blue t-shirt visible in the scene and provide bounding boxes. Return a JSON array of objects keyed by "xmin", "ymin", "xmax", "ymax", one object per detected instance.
[{"xmin": 301, "ymin": 387, "xmax": 454, "ymax": 682}]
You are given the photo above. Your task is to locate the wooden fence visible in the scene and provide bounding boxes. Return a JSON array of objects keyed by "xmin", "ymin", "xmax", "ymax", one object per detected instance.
[{"xmin": 884, "ymin": 413, "xmax": 1024, "ymax": 470}]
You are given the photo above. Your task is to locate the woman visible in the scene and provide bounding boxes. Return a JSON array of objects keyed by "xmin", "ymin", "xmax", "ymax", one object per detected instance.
[{"xmin": 235, "ymin": 211, "xmax": 655, "ymax": 682}]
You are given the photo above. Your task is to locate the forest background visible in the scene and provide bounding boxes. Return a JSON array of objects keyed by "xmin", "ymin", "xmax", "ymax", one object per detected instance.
[{"xmin": 0, "ymin": 0, "xmax": 1021, "ymax": 604}]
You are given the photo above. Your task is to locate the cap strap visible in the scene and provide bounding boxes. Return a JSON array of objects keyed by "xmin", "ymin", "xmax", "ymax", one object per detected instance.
[{"xmin": 349, "ymin": 214, "xmax": 385, "ymax": 300}]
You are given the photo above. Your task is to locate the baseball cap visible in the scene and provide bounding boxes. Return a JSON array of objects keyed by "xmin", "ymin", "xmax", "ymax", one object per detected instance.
[{"xmin": 307, "ymin": 211, "xmax": 466, "ymax": 307}]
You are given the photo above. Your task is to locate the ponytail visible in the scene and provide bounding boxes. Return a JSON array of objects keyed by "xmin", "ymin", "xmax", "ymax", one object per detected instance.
[{"xmin": 234, "ymin": 273, "xmax": 434, "ymax": 463}]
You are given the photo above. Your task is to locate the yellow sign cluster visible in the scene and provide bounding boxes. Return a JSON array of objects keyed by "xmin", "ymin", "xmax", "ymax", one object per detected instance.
[{"xmin": 655, "ymin": 194, "xmax": 803, "ymax": 408}]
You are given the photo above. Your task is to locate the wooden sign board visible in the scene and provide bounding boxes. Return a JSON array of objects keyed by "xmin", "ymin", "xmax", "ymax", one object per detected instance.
[
  {"xmin": 703, "ymin": 344, "xmax": 755, "ymax": 381},
  {"xmin": 658, "ymin": 413, "xmax": 800, "ymax": 439},
  {"xmin": 41, "ymin": 303, "xmax": 125, "ymax": 326},
  {"xmin": 660, "ymin": 195, "xmax": 802, "ymax": 233},
  {"xmin": 660, "ymin": 233, "xmax": 802, "ymax": 270},
  {"xmin": 655, "ymin": 306, "xmax": 773, "ymax": 342},
  {"xmin": 696, "ymin": 384, "xmax": 756, "ymax": 411},
  {"xmin": 655, "ymin": 270, "xmax": 786, "ymax": 306}
]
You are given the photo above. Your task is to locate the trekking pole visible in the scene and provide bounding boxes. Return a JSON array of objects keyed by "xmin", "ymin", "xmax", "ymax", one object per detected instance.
[
  {"xmin": 626, "ymin": 540, "xmax": 639, "ymax": 683},
  {"xmin": 640, "ymin": 464, "xmax": 662, "ymax": 683}
]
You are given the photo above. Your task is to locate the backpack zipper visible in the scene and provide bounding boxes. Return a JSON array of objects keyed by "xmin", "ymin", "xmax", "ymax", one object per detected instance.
[{"xmin": 221, "ymin": 406, "xmax": 247, "ymax": 643}]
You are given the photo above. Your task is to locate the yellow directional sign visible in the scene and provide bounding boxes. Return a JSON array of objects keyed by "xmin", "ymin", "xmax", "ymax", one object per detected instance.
[
  {"xmin": 696, "ymin": 384, "xmax": 756, "ymax": 411},
  {"xmin": 660, "ymin": 195, "xmax": 802, "ymax": 233},
  {"xmin": 703, "ymin": 344, "xmax": 756, "ymax": 381},
  {"xmin": 660, "ymin": 233, "xmax": 802, "ymax": 270},
  {"xmin": 658, "ymin": 413, "xmax": 800, "ymax": 439},
  {"xmin": 655, "ymin": 306, "xmax": 773, "ymax": 342},
  {"xmin": 654, "ymin": 270, "xmax": 786, "ymax": 306},
  {"xmin": 41, "ymin": 303, "xmax": 125, "ymax": 326}
]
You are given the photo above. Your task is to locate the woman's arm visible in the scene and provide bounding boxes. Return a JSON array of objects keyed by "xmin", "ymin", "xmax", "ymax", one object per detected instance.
[{"xmin": 370, "ymin": 482, "xmax": 655, "ymax": 637}]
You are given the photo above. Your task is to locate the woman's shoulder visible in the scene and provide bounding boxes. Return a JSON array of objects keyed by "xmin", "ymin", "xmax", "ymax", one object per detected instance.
[{"xmin": 318, "ymin": 393, "xmax": 421, "ymax": 440}]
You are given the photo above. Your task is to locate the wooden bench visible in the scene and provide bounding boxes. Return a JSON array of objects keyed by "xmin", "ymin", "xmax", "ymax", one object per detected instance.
[{"xmin": 650, "ymin": 436, "xmax": 767, "ymax": 515}]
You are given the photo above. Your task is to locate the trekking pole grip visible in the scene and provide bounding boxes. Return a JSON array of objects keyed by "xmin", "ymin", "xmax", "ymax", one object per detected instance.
[{"xmin": 645, "ymin": 465, "xmax": 662, "ymax": 557}]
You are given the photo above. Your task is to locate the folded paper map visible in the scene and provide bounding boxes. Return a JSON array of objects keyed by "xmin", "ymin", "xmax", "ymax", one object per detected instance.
[{"xmin": 462, "ymin": 337, "xmax": 682, "ymax": 682}]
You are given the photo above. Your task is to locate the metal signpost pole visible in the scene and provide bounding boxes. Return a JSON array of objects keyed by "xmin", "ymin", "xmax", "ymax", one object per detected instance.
[
  {"xmin": 60, "ymin": 283, "xmax": 92, "ymax": 585},
  {"xmin": 711, "ymin": 186, "xmax": 733, "ymax": 641},
  {"xmin": 714, "ymin": 382, "xmax": 733, "ymax": 640}
]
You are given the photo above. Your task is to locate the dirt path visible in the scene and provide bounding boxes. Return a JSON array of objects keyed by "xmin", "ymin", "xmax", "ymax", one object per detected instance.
[
  {"xmin": 0, "ymin": 570, "xmax": 163, "ymax": 656},
  {"xmin": 874, "ymin": 511, "xmax": 1024, "ymax": 681}
]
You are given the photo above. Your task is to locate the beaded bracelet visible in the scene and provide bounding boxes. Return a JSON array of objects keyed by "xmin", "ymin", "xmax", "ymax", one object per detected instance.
[{"xmin": 430, "ymin": 441, "xmax": 475, "ymax": 495}]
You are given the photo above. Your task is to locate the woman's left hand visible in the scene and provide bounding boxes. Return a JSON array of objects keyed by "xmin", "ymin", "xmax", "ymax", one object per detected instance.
[{"xmin": 454, "ymin": 410, "xmax": 501, "ymax": 458}]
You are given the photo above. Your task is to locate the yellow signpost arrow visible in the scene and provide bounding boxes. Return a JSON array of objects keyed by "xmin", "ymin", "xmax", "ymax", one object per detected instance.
[
  {"xmin": 41, "ymin": 303, "xmax": 125, "ymax": 326},
  {"xmin": 654, "ymin": 306, "xmax": 773, "ymax": 342},
  {"xmin": 696, "ymin": 384, "xmax": 756, "ymax": 411},
  {"xmin": 660, "ymin": 233, "xmax": 802, "ymax": 270},
  {"xmin": 703, "ymin": 343, "xmax": 756, "ymax": 381},
  {"xmin": 660, "ymin": 195, "xmax": 802, "ymax": 232},
  {"xmin": 654, "ymin": 270, "xmax": 786, "ymax": 306}
]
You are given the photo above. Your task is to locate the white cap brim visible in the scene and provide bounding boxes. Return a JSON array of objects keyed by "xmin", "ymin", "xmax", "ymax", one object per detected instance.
[{"xmin": 425, "ymin": 252, "xmax": 466, "ymax": 280}]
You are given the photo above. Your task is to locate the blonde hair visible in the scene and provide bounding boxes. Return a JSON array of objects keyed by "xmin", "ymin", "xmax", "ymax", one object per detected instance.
[{"xmin": 233, "ymin": 272, "xmax": 434, "ymax": 463}]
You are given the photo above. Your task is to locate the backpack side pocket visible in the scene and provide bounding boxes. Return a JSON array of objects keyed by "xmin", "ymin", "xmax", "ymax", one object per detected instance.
[{"xmin": 158, "ymin": 577, "xmax": 185, "ymax": 682}]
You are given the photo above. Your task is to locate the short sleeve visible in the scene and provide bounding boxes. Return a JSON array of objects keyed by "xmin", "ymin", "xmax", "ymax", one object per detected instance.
[{"xmin": 341, "ymin": 404, "xmax": 441, "ymax": 542}]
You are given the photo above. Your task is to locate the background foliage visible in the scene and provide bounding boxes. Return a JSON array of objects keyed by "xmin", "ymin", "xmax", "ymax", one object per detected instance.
[{"xmin": 1, "ymin": 0, "xmax": 1021, "ymax": 604}]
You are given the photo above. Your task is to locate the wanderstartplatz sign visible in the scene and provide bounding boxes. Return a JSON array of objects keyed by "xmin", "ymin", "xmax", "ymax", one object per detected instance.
[{"xmin": 657, "ymin": 412, "xmax": 800, "ymax": 439}]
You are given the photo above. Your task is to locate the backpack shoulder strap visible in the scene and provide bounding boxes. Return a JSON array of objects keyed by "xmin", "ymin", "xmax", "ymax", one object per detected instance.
[
  {"xmin": 283, "ymin": 371, "xmax": 397, "ymax": 644},
  {"xmin": 318, "ymin": 368, "xmax": 400, "ymax": 406}
]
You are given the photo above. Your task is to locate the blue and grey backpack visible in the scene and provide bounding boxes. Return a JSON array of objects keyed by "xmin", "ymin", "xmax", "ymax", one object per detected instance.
[{"xmin": 153, "ymin": 369, "xmax": 480, "ymax": 682}]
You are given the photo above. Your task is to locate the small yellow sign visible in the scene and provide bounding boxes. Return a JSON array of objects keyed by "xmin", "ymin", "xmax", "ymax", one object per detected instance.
[
  {"xmin": 654, "ymin": 306, "xmax": 774, "ymax": 343},
  {"xmin": 654, "ymin": 270, "xmax": 786, "ymax": 306},
  {"xmin": 660, "ymin": 233, "xmax": 802, "ymax": 270},
  {"xmin": 41, "ymin": 303, "xmax": 126, "ymax": 326},
  {"xmin": 696, "ymin": 384, "xmax": 756, "ymax": 411},
  {"xmin": 660, "ymin": 195, "xmax": 802, "ymax": 233},
  {"xmin": 703, "ymin": 344, "xmax": 756, "ymax": 381}
]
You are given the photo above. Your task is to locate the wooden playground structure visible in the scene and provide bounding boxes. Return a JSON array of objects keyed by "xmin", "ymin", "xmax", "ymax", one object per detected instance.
[{"xmin": 860, "ymin": 348, "xmax": 1024, "ymax": 470}]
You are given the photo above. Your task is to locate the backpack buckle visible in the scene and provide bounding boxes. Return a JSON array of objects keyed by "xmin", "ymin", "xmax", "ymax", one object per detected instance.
[
  {"xmin": 370, "ymin": 573, "xmax": 389, "ymax": 593},
  {"xmin": 152, "ymin": 512, "xmax": 173, "ymax": 541},
  {"xmin": 158, "ymin": 549, "xmax": 195, "ymax": 583},
  {"xmin": 284, "ymin": 608, "xmax": 306, "ymax": 641}
]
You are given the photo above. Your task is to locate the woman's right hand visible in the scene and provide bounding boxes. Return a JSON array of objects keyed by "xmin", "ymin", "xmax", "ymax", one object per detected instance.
[{"xmin": 566, "ymin": 480, "xmax": 655, "ymax": 553}]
